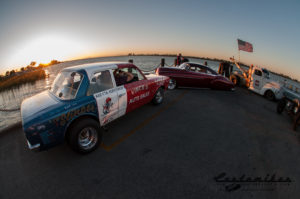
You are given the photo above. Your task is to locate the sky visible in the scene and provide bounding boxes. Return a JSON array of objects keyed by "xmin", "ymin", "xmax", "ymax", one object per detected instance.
[{"xmin": 0, "ymin": 0, "xmax": 299, "ymax": 79}]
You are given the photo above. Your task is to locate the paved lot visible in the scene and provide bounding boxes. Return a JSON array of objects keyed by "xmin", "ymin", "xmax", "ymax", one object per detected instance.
[{"xmin": 0, "ymin": 88, "xmax": 299, "ymax": 199}]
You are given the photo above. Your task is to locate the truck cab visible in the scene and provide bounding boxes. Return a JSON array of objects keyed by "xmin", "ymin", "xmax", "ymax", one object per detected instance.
[
  {"xmin": 229, "ymin": 58, "xmax": 284, "ymax": 101},
  {"xmin": 248, "ymin": 66, "xmax": 283, "ymax": 100}
]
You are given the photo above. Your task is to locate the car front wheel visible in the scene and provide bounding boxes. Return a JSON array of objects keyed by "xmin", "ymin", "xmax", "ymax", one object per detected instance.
[
  {"xmin": 152, "ymin": 88, "xmax": 164, "ymax": 105},
  {"xmin": 68, "ymin": 118, "xmax": 102, "ymax": 154},
  {"xmin": 265, "ymin": 90, "xmax": 275, "ymax": 101},
  {"xmin": 168, "ymin": 79, "xmax": 177, "ymax": 90}
]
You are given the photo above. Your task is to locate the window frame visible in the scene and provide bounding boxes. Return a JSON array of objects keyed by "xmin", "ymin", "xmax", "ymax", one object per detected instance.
[{"xmin": 50, "ymin": 71, "xmax": 84, "ymax": 100}]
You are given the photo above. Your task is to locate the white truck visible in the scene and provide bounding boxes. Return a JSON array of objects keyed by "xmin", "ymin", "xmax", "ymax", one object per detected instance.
[{"xmin": 229, "ymin": 58, "xmax": 284, "ymax": 101}]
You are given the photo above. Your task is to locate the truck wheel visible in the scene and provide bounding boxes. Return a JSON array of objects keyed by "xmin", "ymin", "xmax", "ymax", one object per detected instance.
[
  {"xmin": 293, "ymin": 112, "xmax": 300, "ymax": 131},
  {"xmin": 230, "ymin": 75, "xmax": 239, "ymax": 86},
  {"xmin": 152, "ymin": 88, "xmax": 164, "ymax": 105},
  {"xmin": 168, "ymin": 79, "xmax": 177, "ymax": 90},
  {"xmin": 277, "ymin": 98, "xmax": 286, "ymax": 114},
  {"xmin": 68, "ymin": 118, "xmax": 102, "ymax": 153},
  {"xmin": 265, "ymin": 90, "xmax": 275, "ymax": 101}
]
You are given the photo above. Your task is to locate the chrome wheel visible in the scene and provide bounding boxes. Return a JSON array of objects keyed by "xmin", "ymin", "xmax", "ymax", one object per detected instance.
[
  {"xmin": 155, "ymin": 90, "xmax": 163, "ymax": 103},
  {"xmin": 152, "ymin": 88, "xmax": 164, "ymax": 105},
  {"xmin": 168, "ymin": 79, "xmax": 176, "ymax": 90},
  {"xmin": 78, "ymin": 127, "xmax": 98, "ymax": 150}
]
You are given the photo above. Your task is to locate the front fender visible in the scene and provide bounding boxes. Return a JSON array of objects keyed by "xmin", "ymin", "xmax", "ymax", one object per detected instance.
[
  {"xmin": 63, "ymin": 112, "xmax": 99, "ymax": 139},
  {"xmin": 261, "ymin": 84, "xmax": 283, "ymax": 99}
]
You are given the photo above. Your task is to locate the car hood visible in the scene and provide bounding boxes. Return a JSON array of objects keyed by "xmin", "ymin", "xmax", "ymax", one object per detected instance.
[{"xmin": 21, "ymin": 90, "xmax": 60, "ymax": 123}]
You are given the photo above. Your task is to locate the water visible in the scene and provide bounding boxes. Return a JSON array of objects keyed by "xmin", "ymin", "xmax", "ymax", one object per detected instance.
[{"xmin": 0, "ymin": 55, "xmax": 299, "ymax": 132}]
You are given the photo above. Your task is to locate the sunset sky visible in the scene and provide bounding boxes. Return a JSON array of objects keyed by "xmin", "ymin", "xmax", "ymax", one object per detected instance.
[{"xmin": 0, "ymin": 0, "xmax": 299, "ymax": 79}]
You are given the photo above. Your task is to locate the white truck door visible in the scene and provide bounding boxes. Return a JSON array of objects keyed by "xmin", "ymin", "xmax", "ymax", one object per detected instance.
[{"xmin": 250, "ymin": 69, "xmax": 263, "ymax": 92}]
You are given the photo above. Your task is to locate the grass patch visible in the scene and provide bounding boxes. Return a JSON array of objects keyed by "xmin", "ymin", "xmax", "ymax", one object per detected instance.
[{"xmin": 0, "ymin": 70, "xmax": 46, "ymax": 92}]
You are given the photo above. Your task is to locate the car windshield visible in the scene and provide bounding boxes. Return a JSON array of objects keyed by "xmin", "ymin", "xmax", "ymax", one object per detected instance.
[{"xmin": 50, "ymin": 71, "xmax": 83, "ymax": 100}]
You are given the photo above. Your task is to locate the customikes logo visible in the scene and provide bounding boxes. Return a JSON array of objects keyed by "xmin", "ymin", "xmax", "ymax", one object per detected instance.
[{"xmin": 214, "ymin": 172, "xmax": 292, "ymax": 192}]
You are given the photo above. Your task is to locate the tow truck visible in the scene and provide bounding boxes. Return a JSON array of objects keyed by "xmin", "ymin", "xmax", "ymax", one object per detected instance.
[{"xmin": 229, "ymin": 58, "xmax": 284, "ymax": 101}]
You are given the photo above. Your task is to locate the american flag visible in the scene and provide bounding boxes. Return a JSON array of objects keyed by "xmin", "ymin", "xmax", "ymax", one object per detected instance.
[{"xmin": 237, "ymin": 39, "xmax": 253, "ymax": 52}]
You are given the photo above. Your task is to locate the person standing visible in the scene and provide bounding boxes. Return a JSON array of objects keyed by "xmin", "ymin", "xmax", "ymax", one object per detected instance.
[
  {"xmin": 176, "ymin": 53, "xmax": 182, "ymax": 66},
  {"xmin": 181, "ymin": 56, "xmax": 189, "ymax": 63}
]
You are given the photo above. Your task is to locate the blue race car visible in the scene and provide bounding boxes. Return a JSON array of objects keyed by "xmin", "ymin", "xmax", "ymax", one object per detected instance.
[{"xmin": 21, "ymin": 62, "xmax": 169, "ymax": 153}]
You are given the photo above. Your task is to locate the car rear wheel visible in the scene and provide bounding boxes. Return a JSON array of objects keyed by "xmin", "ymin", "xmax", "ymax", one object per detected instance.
[
  {"xmin": 152, "ymin": 88, "xmax": 164, "ymax": 105},
  {"xmin": 265, "ymin": 90, "xmax": 275, "ymax": 101},
  {"xmin": 68, "ymin": 118, "xmax": 102, "ymax": 153},
  {"xmin": 168, "ymin": 79, "xmax": 177, "ymax": 90},
  {"xmin": 277, "ymin": 98, "xmax": 286, "ymax": 114}
]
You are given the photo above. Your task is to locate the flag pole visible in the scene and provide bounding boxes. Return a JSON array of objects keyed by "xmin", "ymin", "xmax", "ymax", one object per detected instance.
[{"xmin": 238, "ymin": 49, "xmax": 240, "ymax": 64}]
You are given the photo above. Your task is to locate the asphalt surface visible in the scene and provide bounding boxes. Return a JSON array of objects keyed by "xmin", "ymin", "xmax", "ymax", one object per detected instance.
[{"xmin": 0, "ymin": 87, "xmax": 299, "ymax": 199}]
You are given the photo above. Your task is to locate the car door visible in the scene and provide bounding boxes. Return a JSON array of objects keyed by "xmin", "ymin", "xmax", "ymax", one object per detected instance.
[
  {"xmin": 177, "ymin": 64, "xmax": 197, "ymax": 87},
  {"xmin": 88, "ymin": 70, "xmax": 120, "ymax": 126},
  {"xmin": 251, "ymin": 69, "xmax": 263, "ymax": 91},
  {"xmin": 196, "ymin": 65, "xmax": 216, "ymax": 88},
  {"xmin": 120, "ymin": 66, "xmax": 151, "ymax": 113},
  {"xmin": 186, "ymin": 65, "xmax": 214, "ymax": 88}
]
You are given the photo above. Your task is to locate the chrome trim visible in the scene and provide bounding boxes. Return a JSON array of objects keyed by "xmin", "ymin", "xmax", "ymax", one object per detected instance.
[{"xmin": 27, "ymin": 140, "xmax": 40, "ymax": 150}]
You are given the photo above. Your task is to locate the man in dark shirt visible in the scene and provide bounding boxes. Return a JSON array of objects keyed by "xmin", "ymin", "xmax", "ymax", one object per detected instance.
[
  {"xmin": 114, "ymin": 69, "xmax": 134, "ymax": 86},
  {"xmin": 181, "ymin": 56, "xmax": 189, "ymax": 63}
]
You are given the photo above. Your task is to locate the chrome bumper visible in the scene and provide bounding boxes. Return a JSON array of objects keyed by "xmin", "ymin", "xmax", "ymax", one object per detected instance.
[{"xmin": 27, "ymin": 140, "xmax": 40, "ymax": 151}]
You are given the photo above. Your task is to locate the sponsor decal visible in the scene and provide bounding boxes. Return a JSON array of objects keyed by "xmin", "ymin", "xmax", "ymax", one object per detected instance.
[
  {"xmin": 130, "ymin": 85, "xmax": 148, "ymax": 95},
  {"xmin": 94, "ymin": 86, "xmax": 126, "ymax": 126},
  {"xmin": 94, "ymin": 86, "xmax": 124, "ymax": 98},
  {"xmin": 103, "ymin": 97, "xmax": 113, "ymax": 115},
  {"xmin": 255, "ymin": 80, "xmax": 260, "ymax": 87},
  {"xmin": 50, "ymin": 104, "xmax": 96, "ymax": 126},
  {"xmin": 129, "ymin": 91, "xmax": 150, "ymax": 104}
]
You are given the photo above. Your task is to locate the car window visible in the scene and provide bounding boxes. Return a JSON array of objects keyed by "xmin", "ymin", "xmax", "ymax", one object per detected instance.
[
  {"xmin": 189, "ymin": 65, "xmax": 209, "ymax": 74},
  {"xmin": 122, "ymin": 67, "xmax": 145, "ymax": 81},
  {"xmin": 51, "ymin": 71, "xmax": 83, "ymax": 100},
  {"xmin": 87, "ymin": 70, "xmax": 114, "ymax": 96}
]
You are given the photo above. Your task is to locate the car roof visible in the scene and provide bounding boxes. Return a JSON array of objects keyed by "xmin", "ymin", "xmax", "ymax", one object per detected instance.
[
  {"xmin": 62, "ymin": 61, "xmax": 131, "ymax": 80},
  {"xmin": 63, "ymin": 62, "xmax": 125, "ymax": 71}
]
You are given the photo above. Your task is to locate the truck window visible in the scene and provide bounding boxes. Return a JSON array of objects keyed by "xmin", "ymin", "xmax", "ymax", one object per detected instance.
[
  {"xmin": 87, "ymin": 70, "xmax": 114, "ymax": 96},
  {"xmin": 254, "ymin": 70, "xmax": 262, "ymax": 76}
]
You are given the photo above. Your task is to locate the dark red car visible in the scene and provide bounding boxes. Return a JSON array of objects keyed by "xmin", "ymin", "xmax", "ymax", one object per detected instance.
[{"xmin": 156, "ymin": 62, "xmax": 234, "ymax": 90}]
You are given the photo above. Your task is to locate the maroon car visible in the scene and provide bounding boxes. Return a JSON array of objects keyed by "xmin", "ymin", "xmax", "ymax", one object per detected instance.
[{"xmin": 156, "ymin": 62, "xmax": 234, "ymax": 90}]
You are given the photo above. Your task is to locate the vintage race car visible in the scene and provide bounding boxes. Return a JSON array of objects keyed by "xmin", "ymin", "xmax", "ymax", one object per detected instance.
[
  {"xmin": 277, "ymin": 88, "xmax": 300, "ymax": 131},
  {"xmin": 21, "ymin": 62, "xmax": 169, "ymax": 153},
  {"xmin": 156, "ymin": 62, "xmax": 234, "ymax": 90}
]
